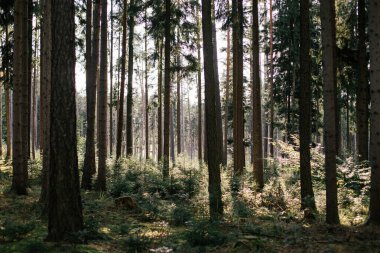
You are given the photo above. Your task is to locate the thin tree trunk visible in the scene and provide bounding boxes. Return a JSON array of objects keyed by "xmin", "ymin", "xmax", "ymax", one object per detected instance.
[
  {"xmin": 96, "ymin": 0, "xmax": 108, "ymax": 191},
  {"xmin": 368, "ymin": 0, "xmax": 380, "ymax": 225},
  {"xmin": 269, "ymin": 0, "xmax": 274, "ymax": 158},
  {"xmin": 5, "ymin": 24, "xmax": 11, "ymax": 160},
  {"xmin": 109, "ymin": 0, "xmax": 114, "ymax": 156},
  {"xmin": 176, "ymin": 28, "xmax": 182, "ymax": 155},
  {"xmin": 82, "ymin": 0, "xmax": 99, "ymax": 189},
  {"xmin": 320, "ymin": 0, "xmax": 339, "ymax": 225},
  {"xmin": 251, "ymin": 0, "xmax": 264, "ymax": 189},
  {"xmin": 145, "ymin": 8, "xmax": 149, "ymax": 160},
  {"xmin": 232, "ymin": 0, "xmax": 245, "ymax": 175},
  {"xmin": 196, "ymin": 2, "xmax": 202, "ymax": 162},
  {"xmin": 356, "ymin": 0, "xmax": 369, "ymax": 162},
  {"xmin": 116, "ymin": 0, "xmax": 127, "ymax": 159},
  {"xmin": 126, "ymin": 0, "xmax": 135, "ymax": 157},
  {"xmin": 163, "ymin": 0, "xmax": 171, "ymax": 180},
  {"xmin": 224, "ymin": 0, "xmax": 231, "ymax": 165},
  {"xmin": 47, "ymin": 0, "xmax": 83, "ymax": 241},
  {"xmin": 157, "ymin": 39, "xmax": 163, "ymax": 162},
  {"xmin": 299, "ymin": 0, "xmax": 316, "ymax": 216}
]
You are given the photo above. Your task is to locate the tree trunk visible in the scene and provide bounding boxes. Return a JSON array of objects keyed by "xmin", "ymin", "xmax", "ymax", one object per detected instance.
[
  {"xmin": 109, "ymin": 0, "xmax": 114, "ymax": 156},
  {"xmin": 116, "ymin": 0, "xmax": 127, "ymax": 159},
  {"xmin": 39, "ymin": 0, "xmax": 51, "ymax": 205},
  {"xmin": 157, "ymin": 39, "xmax": 163, "ymax": 162},
  {"xmin": 269, "ymin": 0, "xmax": 274, "ymax": 158},
  {"xmin": 47, "ymin": 0, "xmax": 83, "ymax": 240},
  {"xmin": 201, "ymin": 0, "xmax": 224, "ymax": 220},
  {"xmin": 320, "ymin": 0, "xmax": 339, "ymax": 225},
  {"xmin": 368, "ymin": 0, "xmax": 380, "ymax": 225},
  {"xmin": 196, "ymin": 2, "xmax": 202, "ymax": 162},
  {"xmin": 356, "ymin": 0, "xmax": 369, "ymax": 162},
  {"xmin": 299, "ymin": 0, "xmax": 316, "ymax": 216},
  {"xmin": 82, "ymin": 0, "xmax": 99, "ymax": 189},
  {"xmin": 251, "ymin": 0, "xmax": 264, "ymax": 189},
  {"xmin": 232, "ymin": 0, "xmax": 245, "ymax": 175},
  {"xmin": 224, "ymin": 0, "xmax": 231, "ymax": 165},
  {"xmin": 126, "ymin": 0, "xmax": 135, "ymax": 157},
  {"xmin": 12, "ymin": 0, "xmax": 29, "ymax": 195},
  {"xmin": 145, "ymin": 8, "xmax": 149, "ymax": 160},
  {"xmin": 97, "ymin": 0, "xmax": 108, "ymax": 191},
  {"xmin": 27, "ymin": 0, "xmax": 32, "ymax": 159},
  {"xmin": 163, "ymin": 0, "xmax": 171, "ymax": 180},
  {"xmin": 176, "ymin": 29, "xmax": 182, "ymax": 155}
]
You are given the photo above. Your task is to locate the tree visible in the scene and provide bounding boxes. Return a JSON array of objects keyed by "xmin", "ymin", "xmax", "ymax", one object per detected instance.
[
  {"xmin": 368, "ymin": 0, "xmax": 380, "ymax": 225},
  {"xmin": 82, "ymin": 0, "xmax": 100, "ymax": 189},
  {"xmin": 224, "ymin": 0, "xmax": 231, "ymax": 164},
  {"xmin": 201, "ymin": 0, "xmax": 224, "ymax": 220},
  {"xmin": 299, "ymin": 0, "xmax": 316, "ymax": 216},
  {"xmin": 126, "ymin": 0, "xmax": 136, "ymax": 157},
  {"xmin": 97, "ymin": 0, "xmax": 108, "ymax": 191},
  {"xmin": 109, "ymin": 0, "xmax": 114, "ymax": 156},
  {"xmin": 196, "ymin": 2, "xmax": 202, "ymax": 162},
  {"xmin": 145, "ymin": 7, "xmax": 149, "ymax": 160},
  {"xmin": 268, "ymin": 0, "xmax": 274, "ymax": 157},
  {"xmin": 232, "ymin": 0, "xmax": 245, "ymax": 175},
  {"xmin": 116, "ymin": 0, "xmax": 128, "ymax": 159},
  {"xmin": 251, "ymin": 0, "xmax": 263, "ymax": 189},
  {"xmin": 157, "ymin": 38, "xmax": 163, "ymax": 162},
  {"xmin": 320, "ymin": 0, "xmax": 339, "ymax": 225},
  {"xmin": 12, "ymin": 0, "xmax": 29, "ymax": 195},
  {"xmin": 47, "ymin": 0, "xmax": 83, "ymax": 241},
  {"xmin": 163, "ymin": 0, "xmax": 171, "ymax": 180},
  {"xmin": 356, "ymin": 0, "xmax": 368, "ymax": 162}
]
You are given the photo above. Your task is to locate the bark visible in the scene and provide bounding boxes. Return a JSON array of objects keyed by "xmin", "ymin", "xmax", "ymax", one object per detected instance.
[
  {"xmin": 27, "ymin": 0, "xmax": 32, "ymax": 159},
  {"xmin": 163, "ymin": 0, "xmax": 171, "ymax": 180},
  {"xmin": 232, "ymin": 0, "xmax": 245, "ymax": 175},
  {"xmin": 109, "ymin": 0, "xmax": 114, "ymax": 156},
  {"xmin": 299, "ymin": 0, "xmax": 316, "ymax": 215},
  {"xmin": 368, "ymin": 0, "xmax": 380, "ymax": 225},
  {"xmin": 5, "ymin": 24, "xmax": 11, "ymax": 160},
  {"xmin": 47, "ymin": 0, "xmax": 83, "ymax": 241},
  {"xmin": 116, "ymin": 0, "xmax": 128, "ymax": 159},
  {"xmin": 356, "ymin": 0, "xmax": 369, "ymax": 162},
  {"xmin": 39, "ymin": 0, "xmax": 51, "ymax": 205},
  {"xmin": 126, "ymin": 0, "xmax": 135, "ymax": 157},
  {"xmin": 82, "ymin": 0, "xmax": 99, "ymax": 189},
  {"xmin": 196, "ymin": 2, "xmax": 202, "ymax": 161},
  {"xmin": 157, "ymin": 39, "xmax": 163, "ymax": 162},
  {"xmin": 176, "ymin": 29, "xmax": 182, "ymax": 155},
  {"xmin": 224, "ymin": 0, "xmax": 231, "ymax": 165},
  {"xmin": 97, "ymin": 0, "xmax": 108, "ymax": 191},
  {"xmin": 320, "ymin": 0, "xmax": 339, "ymax": 225},
  {"xmin": 145, "ymin": 9, "xmax": 149, "ymax": 160},
  {"xmin": 201, "ymin": 0, "xmax": 224, "ymax": 220},
  {"xmin": 251, "ymin": 0, "xmax": 264, "ymax": 189},
  {"xmin": 269, "ymin": 0, "xmax": 274, "ymax": 157},
  {"xmin": 12, "ymin": 0, "xmax": 29, "ymax": 195}
]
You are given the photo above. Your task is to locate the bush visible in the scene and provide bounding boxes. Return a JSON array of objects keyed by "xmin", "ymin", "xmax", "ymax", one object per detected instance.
[
  {"xmin": 0, "ymin": 220, "xmax": 35, "ymax": 242},
  {"xmin": 185, "ymin": 220, "xmax": 227, "ymax": 247},
  {"xmin": 171, "ymin": 204, "xmax": 193, "ymax": 226}
]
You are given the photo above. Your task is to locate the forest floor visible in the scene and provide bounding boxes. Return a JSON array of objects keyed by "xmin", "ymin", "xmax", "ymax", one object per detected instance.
[{"xmin": 1, "ymin": 155, "xmax": 380, "ymax": 253}]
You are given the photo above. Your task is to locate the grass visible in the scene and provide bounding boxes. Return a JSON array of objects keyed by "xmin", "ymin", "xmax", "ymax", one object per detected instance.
[{"xmin": 1, "ymin": 143, "xmax": 380, "ymax": 252}]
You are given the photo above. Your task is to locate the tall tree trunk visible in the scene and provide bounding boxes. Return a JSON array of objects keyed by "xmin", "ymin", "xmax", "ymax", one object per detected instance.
[
  {"xmin": 109, "ymin": 0, "xmax": 114, "ymax": 156},
  {"xmin": 157, "ymin": 39, "xmax": 163, "ymax": 162},
  {"xmin": 201, "ymin": 0, "xmax": 224, "ymax": 220},
  {"xmin": 224, "ymin": 0, "xmax": 231, "ymax": 165},
  {"xmin": 116, "ymin": 0, "xmax": 128, "ymax": 159},
  {"xmin": 170, "ymin": 101, "xmax": 175, "ymax": 163},
  {"xmin": 163, "ymin": 0, "xmax": 171, "ymax": 180},
  {"xmin": 82, "ymin": 0, "xmax": 100, "ymax": 189},
  {"xmin": 126, "ymin": 0, "xmax": 135, "ymax": 157},
  {"xmin": 232, "ymin": 0, "xmax": 245, "ymax": 175},
  {"xmin": 368, "ymin": 0, "xmax": 380, "ymax": 225},
  {"xmin": 320, "ymin": 0, "xmax": 339, "ymax": 225},
  {"xmin": 176, "ymin": 28, "xmax": 182, "ymax": 155},
  {"xmin": 356, "ymin": 0, "xmax": 369, "ymax": 162},
  {"xmin": 5, "ymin": 24, "xmax": 11, "ymax": 160},
  {"xmin": 251, "ymin": 0, "xmax": 264, "ymax": 189},
  {"xmin": 269, "ymin": 0, "xmax": 274, "ymax": 158},
  {"xmin": 97, "ymin": 0, "xmax": 108, "ymax": 191},
  {"xmin": 145, "ymin": 8, "xmax": 149, "ymax": 160},
  {"xmin": 299, "ymin": 0, "xmax": 316, "ymax": 216},
  {"xmin": 27, "ymin": 0, "xmax": 32, "ymax": 159},
  {"xmin": 47, "ymin": 0, "xmax": 83, "ymax": 240},
  {"xmin": 12, "ymin": 0, "xmax": 29, "ymax": 195},
  {"xmin": 196, "ymin": 2, "xmax": 202, "ymax": 162},
  {"xmin": 39, "ymin": 0, "xmax": 51, "ymax": 205}
]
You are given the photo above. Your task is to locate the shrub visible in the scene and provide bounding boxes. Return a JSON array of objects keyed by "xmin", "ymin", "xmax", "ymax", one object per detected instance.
[
  {"xmin": 185, "ymin": 220, "xmax": 227, "ymax": 247},
  {"xmin": 171, "ymin": 204, "xmax": 193, "ymax": 226},
  {"xmin": 0, "ymin": 220, "xmax": 35, "ymax": 242}
]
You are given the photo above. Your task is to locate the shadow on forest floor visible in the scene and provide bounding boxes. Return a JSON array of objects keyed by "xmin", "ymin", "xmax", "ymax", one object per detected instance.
[{"xmin": 1, "ymin": 158, "xmax": 380, "ymax": 253}]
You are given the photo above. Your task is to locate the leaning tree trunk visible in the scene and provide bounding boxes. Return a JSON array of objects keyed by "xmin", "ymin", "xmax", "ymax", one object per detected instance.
[
  {"xmin": 126, "ymin": 0, "xmax": 135, "ymax": 157},
  {"xmin": 320, "ymin": 0, "xmax": 339, "ymax": 225},
  {"xmin": 299, "ymin": 0, "xmax": 316, "ymax": 216},
  {"xmin": 368, "ymin": 0, "xmax": 380, "ymax": 225},
  {"xmin": 47, "ymin": 0, "xmax": 83, "ymax": 241},
  {"xmin": 201, "ymin": 0, "xmax": 224, "ymax": 221},
  {"xmin": 251, "ymin": 0, "xmax": 264, "ymax": 189},
  {"xmin": 356, "ymin": 0, "xmax": 369, "ymax": 162},
  {"xmin": 96, "ymin": 0, "xmax": 108, "ymax": 191}
]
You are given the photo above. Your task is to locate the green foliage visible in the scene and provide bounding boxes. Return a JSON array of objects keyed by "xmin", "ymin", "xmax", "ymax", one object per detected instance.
[
  {"xmin": 170, "ymin": 204, "xmax": 194, "ymax": 226},
  {"xmin": 0, "ymin": 220, "xmax": 35, "ymax": 242},
  {"xmin": 185, "ymin": 220, "xmax": 228, "ymax": 247}
]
